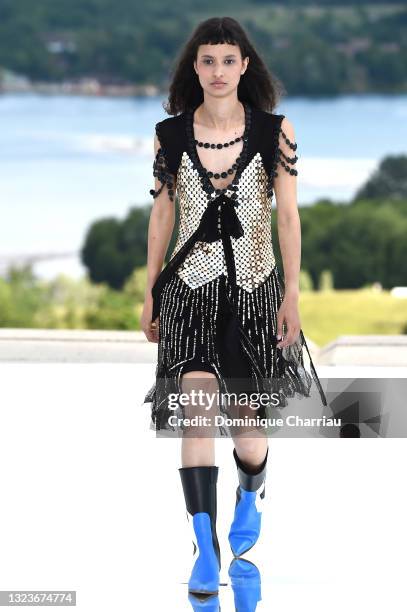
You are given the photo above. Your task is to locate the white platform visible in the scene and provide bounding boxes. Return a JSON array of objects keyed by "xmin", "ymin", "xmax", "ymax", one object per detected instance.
[{"xmin": 0, "ymin": 361, "xmax": 405, "ymax": 610}]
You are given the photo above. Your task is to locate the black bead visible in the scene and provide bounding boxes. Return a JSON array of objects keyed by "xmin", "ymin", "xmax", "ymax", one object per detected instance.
[
  {"xmin": 224, "ymin": 142, "xmax": 229, "ymax": 147},
  {"xmin": 149, "ymin": 189, "xmax": 155, "ymax": 195},
  {"xmin": 204, "ymin": 143, "xmax": 210, "ymax": 148},
  {"xmin": 217, "ymin": 144, "xmax": 222, "ymax": 149},
  {"xmin": 207, "ymin": 171, "xmax": 213, "ymax": 178},
  {"xmin": 228, "ymin": 169, "xmax": 234, "ymax": 175},
  {"xmin": 221, "ymin": 172, "xmax": 227, "ymax": 178},
  {"xmin": 214, "ymin": 173, "xmax": 220, "ymax": 179},
  {"xmin": 211, "ymin": 144, "xmax": 216, "ymax": 149}
]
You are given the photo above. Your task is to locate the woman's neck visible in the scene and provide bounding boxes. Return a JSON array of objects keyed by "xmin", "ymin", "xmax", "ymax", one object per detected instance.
[{"xmin": 195, "ymin": 97, "xmax": 244, "ymax": 132}]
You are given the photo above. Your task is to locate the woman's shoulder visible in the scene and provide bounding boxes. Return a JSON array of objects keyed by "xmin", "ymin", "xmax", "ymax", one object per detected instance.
[
  {"xmin": 252, "ymin": 109, "xmax": 298, "ymax": 177},
  {"xmin": 251, "ymin": 105, "xmax": 285, "ymax": 126},
  {"xmin": 155, "ymin": 111, "xmax": 187, "ymax": 136},
  {"xmin": 256, "ymin": 107, "xmax": 296, "ymax": 134},
  {"xmin": 248, "ymin": 106, "xmax": 296, "ymax": 174},
  {"xmin": 153, "ymin": 112, "xmax": 188, "ymax": 175},
  {"xmin": 251, "ymin": 106, "xmax": 297, "ymax": 147}
]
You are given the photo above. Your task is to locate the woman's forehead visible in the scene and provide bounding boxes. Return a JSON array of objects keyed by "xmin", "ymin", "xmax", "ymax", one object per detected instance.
[{"xmin": 197, "ymin": 42, "xmax": 240, "ymax": 57}]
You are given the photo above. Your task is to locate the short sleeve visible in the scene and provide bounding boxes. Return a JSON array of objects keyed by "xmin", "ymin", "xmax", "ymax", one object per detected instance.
[
  {"xmin": 275, "ymin": 118, "xmax": 298, "ymax": 176},
  {"xmin": 149, "ymin": 122, "xmax": 176, "ymax": 202}
]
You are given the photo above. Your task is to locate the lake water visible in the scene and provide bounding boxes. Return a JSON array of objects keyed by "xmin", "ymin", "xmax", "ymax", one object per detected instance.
[{"xmin": 1, "ymin": 93, "xmax": 406, "ymax": 280}]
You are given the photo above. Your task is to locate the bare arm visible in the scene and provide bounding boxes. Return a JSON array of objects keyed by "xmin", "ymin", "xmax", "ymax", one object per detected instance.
[
  {"xmin": 141, "ymin": 133, "xmax": 176, "ymax": 342},
  {"xmin": 273, "ymin": 116, "xmax": 301, "ymax": 347}
]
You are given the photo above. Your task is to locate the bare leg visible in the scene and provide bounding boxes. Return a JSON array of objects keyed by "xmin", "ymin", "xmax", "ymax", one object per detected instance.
[
  {"xmin": 232, "ymin": 433, "xmax": 268, "ymax": 471},
  {"xmin": 179, "ymin": 370, "xmax": 219, "ymax": 467},
  {"xmin": 227, "ymin": 400, "xmax": 269, "ymax": 470}
]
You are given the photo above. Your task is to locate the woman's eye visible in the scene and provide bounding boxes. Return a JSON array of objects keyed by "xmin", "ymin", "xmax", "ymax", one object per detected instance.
[{"xmin": 203, "ymin": 59, "xmax": 235, "ymax": 65}]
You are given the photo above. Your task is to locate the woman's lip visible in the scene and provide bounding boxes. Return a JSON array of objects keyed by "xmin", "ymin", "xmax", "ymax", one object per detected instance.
[{"xmin": 212, "ymin": 82, "xmax": 226, "ymax": 85}]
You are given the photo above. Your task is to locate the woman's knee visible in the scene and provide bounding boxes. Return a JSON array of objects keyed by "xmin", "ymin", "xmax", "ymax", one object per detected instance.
[
  {"xmin": 180, "ymin": 370, "xmax": 219, "ymax": 399},
  {"xmin": 180, "ymin": 370, "xmax": 219, "ymax": 436},
  {"xmin": 233, "ymin": 436, "xmax": 268, "ymax": 457}
]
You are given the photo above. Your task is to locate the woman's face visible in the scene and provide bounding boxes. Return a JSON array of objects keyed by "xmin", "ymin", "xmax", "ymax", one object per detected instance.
[{"xmin": 194, "ymin": 43, "xmax": 249, "ymax": 97}]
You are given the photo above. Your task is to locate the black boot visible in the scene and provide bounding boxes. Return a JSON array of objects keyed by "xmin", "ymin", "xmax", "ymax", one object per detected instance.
[
  {"xmin": 179, "ymin": 466, "xmax": 221, "ymax": 595},
  {"xmin": 228, "ymin": 447, "xmax": 269, "ymax": 557}
]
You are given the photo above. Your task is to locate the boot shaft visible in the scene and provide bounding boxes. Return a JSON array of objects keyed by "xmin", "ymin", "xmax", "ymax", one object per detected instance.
[
  {"xmin": 233, "ymin": 447, "xmax": 268, "ymax": 492},
  {"xmin": 179, "ymin": 465, "xmax": 221, "ymax": 570}
]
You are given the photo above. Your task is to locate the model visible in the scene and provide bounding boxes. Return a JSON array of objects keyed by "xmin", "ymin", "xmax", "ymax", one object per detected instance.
[{"xmin": 141, "ymin": 16, "xmax": 327, "ymax": 599}]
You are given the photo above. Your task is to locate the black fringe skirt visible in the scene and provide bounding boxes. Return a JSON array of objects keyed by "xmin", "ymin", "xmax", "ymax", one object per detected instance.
[{"xmin": 143, "ymin": 265, "xmax": 327, "ymax": 437}]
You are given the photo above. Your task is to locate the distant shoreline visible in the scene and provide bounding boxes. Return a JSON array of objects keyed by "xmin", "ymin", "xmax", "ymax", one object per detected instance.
[{"xmin": 0, "ymin": 76, "xmax": 165, "ymax": 98}]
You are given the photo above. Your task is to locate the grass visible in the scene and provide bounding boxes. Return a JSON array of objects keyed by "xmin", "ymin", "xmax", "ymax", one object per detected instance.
[
  {"xmin": 133, "ymin": 288, "xmax": 407, "ymax": 348},
  {"xmin": 299, "ymin": 288, "xmax": 407, "ymax": 347}
]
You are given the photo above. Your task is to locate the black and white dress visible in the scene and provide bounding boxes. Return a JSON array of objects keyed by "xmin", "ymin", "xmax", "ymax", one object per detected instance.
[{"xmin": 143, "ymin": 101, "xmax": 327, "ymax": 436}]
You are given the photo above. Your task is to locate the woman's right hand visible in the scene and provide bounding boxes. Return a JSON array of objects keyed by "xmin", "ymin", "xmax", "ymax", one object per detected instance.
[{"xmin": 141, "ymin": 296, "xmax": 159, "ymax": 343}]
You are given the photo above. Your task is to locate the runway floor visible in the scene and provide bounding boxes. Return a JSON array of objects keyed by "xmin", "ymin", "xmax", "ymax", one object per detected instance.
[{"xmin": 0, "ymin": 363, "xmax": 405, "ymax": 611}]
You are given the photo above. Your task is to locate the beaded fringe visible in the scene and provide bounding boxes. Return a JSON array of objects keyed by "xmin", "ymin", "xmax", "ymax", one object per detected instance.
[{"xmin": 143, "ymin": 266, "xmax": 326, "ymax": 437}]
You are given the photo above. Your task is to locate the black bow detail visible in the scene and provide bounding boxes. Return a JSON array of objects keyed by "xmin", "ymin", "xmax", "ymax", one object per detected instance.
[
  {"xmin": 150, "ymin": 192, "xmax": 269, "ymax": 381},
  {"xmin": 151, "ymin": 194, "xmax": 244, "ymax": 322},
  {"xmin": 200, "ymin": 194, "xmax": 244, "ymax": 244}
]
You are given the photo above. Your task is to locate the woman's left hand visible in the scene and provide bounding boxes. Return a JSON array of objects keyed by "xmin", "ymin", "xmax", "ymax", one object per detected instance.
[{"xmin": 276, "ymin": 294, "xmax": 301, "ymax": 349}]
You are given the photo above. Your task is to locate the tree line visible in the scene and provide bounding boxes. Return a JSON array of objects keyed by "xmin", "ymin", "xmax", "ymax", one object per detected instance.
[
  {"xmin": 81, "ymin": 154, "xmax": 407, "ymax": 292},
  {"xmin": 1, "ymin": 153, "xmax": 406, "ymax": 334},
  {"xmin": 0, "ymin": 1, "xmax": 406, "ymax": 94}
]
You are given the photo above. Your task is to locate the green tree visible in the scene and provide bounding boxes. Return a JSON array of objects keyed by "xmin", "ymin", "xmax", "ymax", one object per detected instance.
[
  {"xmin": 84, "ymin": 286, "xmax": 138, "ymax": 329},
  {"xmin": 353, "ymin": 155, "xmax": 407, "ymax": 201},
  {"xmin": 80, "ymin": 205, "xmax": 152, "ymax": 290},
  {"xmin": 0, "ymin": 265, "xmax": 46, "ymax": 328}
]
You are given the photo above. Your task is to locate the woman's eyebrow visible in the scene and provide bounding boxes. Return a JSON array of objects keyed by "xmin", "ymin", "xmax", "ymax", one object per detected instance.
[{"xmin": 201, "ymin": 54, "xmax": 237, "ymax": 58}]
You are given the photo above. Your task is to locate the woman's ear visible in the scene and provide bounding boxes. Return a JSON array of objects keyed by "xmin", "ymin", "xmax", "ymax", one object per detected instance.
[{"xmin": 241, "ymin": 57, "xmax": 249, "ymax": 75}]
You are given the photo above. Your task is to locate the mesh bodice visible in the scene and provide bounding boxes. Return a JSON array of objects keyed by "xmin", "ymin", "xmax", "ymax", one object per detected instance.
[{"xmin": 149, "ymin": 103, "xmax": 298, "ymax": 291}]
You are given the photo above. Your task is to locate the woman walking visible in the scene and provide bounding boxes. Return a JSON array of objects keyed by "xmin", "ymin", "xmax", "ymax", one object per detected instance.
[{"xmin": 142, "ymin": 16, "xmax": 327, "ymax": 599}]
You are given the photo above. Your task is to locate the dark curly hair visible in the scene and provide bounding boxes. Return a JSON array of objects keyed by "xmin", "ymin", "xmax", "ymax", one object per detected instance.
[{"xmin": 163, "ymin": 16, "xmax": 285, "ymax": 116}]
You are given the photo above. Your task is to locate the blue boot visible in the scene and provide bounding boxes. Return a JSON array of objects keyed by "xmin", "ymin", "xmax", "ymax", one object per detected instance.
[
  {"xmin": 179, "ymin": 466, "xmax": 221, "ymax": 596},
  {"xmin": 228, "ymin": 447, "xmax": 269, "ymax": 557}
]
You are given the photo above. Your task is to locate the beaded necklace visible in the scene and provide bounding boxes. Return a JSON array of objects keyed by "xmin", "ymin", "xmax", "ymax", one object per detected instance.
[
  {"xmin": 186, "ymin": 101, "xmax": 252, "ymax": 200},
  {"xmin": 195, "ymin": 134, "xmax": 243, "ymax": 149}
]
